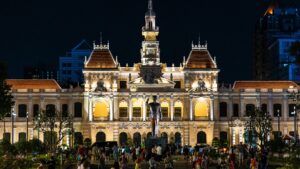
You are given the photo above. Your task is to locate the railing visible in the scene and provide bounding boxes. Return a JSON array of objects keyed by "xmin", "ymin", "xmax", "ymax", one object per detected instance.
[{"xmin": 93, "ymin": 117, "xmax": 108, "ymax": 121}]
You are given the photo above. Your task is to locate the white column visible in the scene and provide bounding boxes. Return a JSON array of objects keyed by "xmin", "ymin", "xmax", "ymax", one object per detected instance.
[
  {"xmin": 129, "ymin": 95, "xmax": 132, "ymax": 121},
  {"xmin": 240, "ymin": 97, "xmax": 244, "ymax": 117},
  {"xmin": 268, "ymin": 94, "xmax": 273, "ymax": 117},
  {"xmin": 88, "ymin": 94, "xmax": 93, "ymax": 122},
  {"xmin": 283, "ymin": 95, "xmax": 288, "ymax": 121},
  {"xmin": 228, "ymin": 97, "xmax": 233, "ymax": 118},
  {"xmin": 189, "ymin": 96, "xmax": 193, "ymax": 121},
  {"xmin": 210, "ymin": 96, "xmax": 214, "ymax": 121},
  {"xmin": 109, "ymin": 96, "xmax": 114, "ymax": 121},
  {"xmin": 170, "ymin": 95, "xmax": 174, "ymax": 121},
  {"xmin": 143, "ymin": 96, "xmax": 146, "ymax": 121}
]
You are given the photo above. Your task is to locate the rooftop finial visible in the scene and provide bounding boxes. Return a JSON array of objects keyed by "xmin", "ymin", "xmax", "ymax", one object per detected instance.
[
  {"xmin": 100, "ymin": 32, "xmax": 103, "ymax": 45},
  {"xmin": 198, "ymin": 33, "xmax": 201, "ymax": 45},
  {"xmin": 148, "ymin": 0, "xmax": 153, "ymax": 11}
]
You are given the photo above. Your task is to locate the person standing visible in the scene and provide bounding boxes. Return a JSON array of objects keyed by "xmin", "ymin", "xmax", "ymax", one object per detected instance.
[
  {"xmin": 149, "ymin": 157, "xmax": 158, "ymax": 169},
  {"xmin": 156, "ymin": 144, "xmax": 162, "ymax": 161},
  {"xmin": 98, "ymin": 153, "xmax": 106, "ymax": 169},
  {"xmin": 164, "ymin": 153, "xmax": 173, "ymax": 169}
]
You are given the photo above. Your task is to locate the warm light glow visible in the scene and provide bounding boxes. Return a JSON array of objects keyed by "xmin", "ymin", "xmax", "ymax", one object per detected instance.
[
  {"xmin": 132, "ymin": 98, "xmax": 143, "ymax": 107},
  {"xmin": 194, "ymin": 100, "xmax": 208, "ymax": 117},
  {"xmin": 265, "ymin": 6, "xmax": 273, "ymax": 15},
  {"xmin": 119, "ymin": 101, "xmax": 128, "ymax": 107},
  {"xmin": 192, "ymin": 81, "xmax": 198, "ymax": 89},
  {"xmin": 174, "ymin": 101, "xmax": 183, "ymax": 108},
  {"xmin": 94, "ymin": 101, "xmax": 108, "ymax": 117}
]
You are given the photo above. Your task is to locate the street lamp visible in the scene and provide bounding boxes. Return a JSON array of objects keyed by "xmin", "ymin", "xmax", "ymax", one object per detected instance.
[
  {"xmin": 288, "ymin": 90, "xmax": 300, "ymax": 143},
  {"xmin": 26, "ymin": 112, "xmax": 29, "ymax": 141},
  {"xmin": 277, "ymin": 109, "xmax": 281, "ymax": 138},
  {"xmin": 11, "ymin": 110, "xmax": 16, "ymax": 144}
]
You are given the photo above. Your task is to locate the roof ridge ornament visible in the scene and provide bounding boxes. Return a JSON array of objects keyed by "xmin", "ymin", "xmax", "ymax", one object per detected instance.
[
  {"xmin": 93, "ymin": 41, "xmax": 110, "ymax": 50},
  {"xmin": 192, "ymin": 40, "xmax": 208, "ymax": 50}
]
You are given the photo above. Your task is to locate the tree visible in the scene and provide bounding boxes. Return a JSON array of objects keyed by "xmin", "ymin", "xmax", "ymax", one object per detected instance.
[
  {"xmin": 0, "ymin": 62, "xmax": 14, "ymax": 137},
  {"xmin": 289, "ymin": 41, "xmax": 300, "ymax": 63},
  {"xmin": 33, "ymin": 109, "xmax": 73, "ymax": 152},
  {"xmin": 245, "ymin": 108, "xmax": 272, "ymax": 148}
]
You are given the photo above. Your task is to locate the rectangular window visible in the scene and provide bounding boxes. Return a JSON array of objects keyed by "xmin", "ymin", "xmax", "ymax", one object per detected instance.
[
  {"xmin": 261, "ymin": 104, "xmax": 267, "ymax": 113},
  {"xmin": 174, "ymin": 107, "xmax": 182, "ymax": 118},
  {"xmin": 289, "ymin": 104, "xmax": 296, "ymax": 117},
  {"xmin": 62, "ymin": 104, "xmax": 68, "ymax": 117},
  {"xmin": 119, "ymin": 107, "xmax": 128, "ymax": 117},
  {"xmin": 233, "ymin": 104, "xmax": 239, "ymax": 117},
  {"xmin": 133, "ymin": 107, "xmax": 141, "ymax": 117},
  {"xmin": 120, "ymin": 81, "xmax": 127, "ymax": 89},
  {"xmin": 33, "ymin": 104, "xmax": 39, "ymax": 117},
  {"xmin": 273, "ymin": 104, "xmax": 282, "ymax": 117},
  {"xmin": 161, "ymin": 107, "xmax": 168, "ymax": 118},
  {"xmin": 174, "ymin": 81, "xmax": 181, "ymax": 89}
]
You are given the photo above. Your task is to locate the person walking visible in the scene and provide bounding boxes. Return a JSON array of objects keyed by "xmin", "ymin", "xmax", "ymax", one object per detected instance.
[
  {"xmin": 98, "ymin": 153, "xmax": 106, "ymax": 169},
  {"xmin": 135, "ymin": 157, "xmax": 142, "ymax": 169},
  {"xmin": 149, "ymin": 156, "xmax": 158, "ymax": 169}
]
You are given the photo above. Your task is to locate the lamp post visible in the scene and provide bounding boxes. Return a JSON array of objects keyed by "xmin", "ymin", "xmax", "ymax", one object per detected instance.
[
  {"xmin": 11, "ymin": 111, "xmax": 16, "ymax": 144},
  {"xmin": 26, "ymin": 112, "xmax": 29, "ymax": 141},
  {"xmin": 288, "ymin": 90, "xmax": 300, "ymax": 144},
  {"xmin": 37, "ymin": 113, "xmax": 40, "ymax": 141},
  {"xmin": 277, "ymin": 109, "xmax": 281, "ymax": 138}
]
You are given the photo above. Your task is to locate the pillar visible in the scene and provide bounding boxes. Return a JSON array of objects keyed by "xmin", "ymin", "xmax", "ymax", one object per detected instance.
[
  {"xmin": 143, "ymin": 96, "xmax": 147, "ymax": 121},
  {"xmin": 283, "ymin": 95, "xmax": 288, "ymax": 121},
  {"xmin": 170, "ymin": 95, "xmax": 174, "ymax": 121},
  {"xmin": 109, "ymin": 96, "xmax": 114, "ymax": 121},
  {"xmin": 88, "ymin": 94, "xmax": 93, "ymax": 122},
  {"xmin": 129, "ymin": 95, "xmax": 132, "ymax": 121},
  {"xmin": 189, "ymin": 96, "xmax": 193, "ymax": 121},
  {"xmin": 210, "ymin": 96, "xmax": 214, "ymax": 121}
]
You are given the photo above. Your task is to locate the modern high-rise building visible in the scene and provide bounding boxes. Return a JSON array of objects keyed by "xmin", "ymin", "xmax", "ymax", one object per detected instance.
[
  {"xmin": 2, "ymin": 0, "xmax": 300, "ymax": 146},
  {"xmin": 59, "ymin": 40, "xmax": 92, "ymax": 86},
  {"xmin": 253, "ymin": 2, "xmax": 300, "ymax": 81}
]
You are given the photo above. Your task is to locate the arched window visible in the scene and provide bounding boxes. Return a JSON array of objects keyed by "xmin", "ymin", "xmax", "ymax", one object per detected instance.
[
  {"xmin": 62, "ymin": 104, "xmax": 68, "ymax": 117},
  {"xmin": 174, "ymin": 101, "xmax": 183, "ymax": 119},
  {"xmin": 94, "ymin": 101, "xmax": 109, "ymax": 118},
  {"xmin": 96, "ymin": 132, "xmax": 106, "ymax": 142},
  {"xmin": 18, "ymin": 132, "xmax": 26, "ymax": 142},
  {"xmin": 219, "ymin": 131, "xmax": 228, "ymax": 144},
  {"xmin": 147, "ymin": 132, "xmax": 152, "ymax": 138},
  {"xmin": 195, "ymin": 100, "xmax": 208, "ymax": 117},
  {"xmin": 175, "ymin": 132, "xmax": 182, "ymax": 146},
  {"xmin": 18, "ymin": 104, "xmax": 27, "ymax": 117},
  {"xmin": 219, "ymin": 102, "xmax": 227, "ymax": 117},
  {"xmin": 74, "ymin": 132, "xmax": 83, "ymax": 145},
  {"xmin": 161, "ymin": 132, "xmax": 168, "ymax": 143},
  {"xmin": 197, "ymin": 131, "xmax": 207, "ymax": 144},
  {"xmin": 273, "ymin": 104, "xmax": 282, "ymax": 117},
  {"xmin": 74, "ymin": 102, "xmax": 82, "ymax": 118},
  {"xmin": 233, "ymin": 103, "xmax": 239, "ymax": 117},
  {"xmin": 133, "ymin": 132, "xmax": 141, "ymax": 146},
  {"xmin": 119, "ymin": 101, "xmax": 128, "ymax": 118},
  {"xmin": 46, "ymin": 104, "xmax": 55, "ymax": 117},
  {"xmin": 119, "ymin": 132, "xmax": 128, "ymax": 145}
]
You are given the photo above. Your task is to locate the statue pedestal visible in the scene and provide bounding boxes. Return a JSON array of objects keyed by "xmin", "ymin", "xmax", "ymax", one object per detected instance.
[{"xmin": 145, "ymin": 136, "xmax": 167, "ymax": 152}]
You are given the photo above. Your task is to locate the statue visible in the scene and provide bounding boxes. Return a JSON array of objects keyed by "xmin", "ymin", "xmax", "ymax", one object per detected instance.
[{"xmin": 146, "ymin": 96, "xmax": 162, "ymax": 137}]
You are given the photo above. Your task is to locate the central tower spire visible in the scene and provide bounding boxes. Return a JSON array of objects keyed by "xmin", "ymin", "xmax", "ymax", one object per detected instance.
[{"xmin": 141, "ymin": 0, "xmax": 160, "ymax": 65}]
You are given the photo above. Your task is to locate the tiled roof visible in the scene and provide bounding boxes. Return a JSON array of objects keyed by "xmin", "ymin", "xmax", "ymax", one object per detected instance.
[
  {"xmin": 185, "ymin": 50, "xmax": 217, "ymax": 69},
  {"xmin": 6, "ymin": 79, "xmax": 61, "ymax": 89},
  {"xmin": 85, "ymin": 49, "xmax": 117, "ymax": 69},
  {"xmin": 233, "ymin": 81, "xmax": 299, "ymax": 89}
]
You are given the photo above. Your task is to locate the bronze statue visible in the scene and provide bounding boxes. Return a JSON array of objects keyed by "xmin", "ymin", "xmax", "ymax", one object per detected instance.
[{"xmin": 146, "ymin": 96, "xmax": 162, "ymax": 137}]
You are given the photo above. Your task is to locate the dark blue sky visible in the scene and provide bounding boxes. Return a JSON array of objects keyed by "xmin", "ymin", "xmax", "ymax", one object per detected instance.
[{"xmin": 0, "ymin": 0, "xmax": 298, "ymax": 83}]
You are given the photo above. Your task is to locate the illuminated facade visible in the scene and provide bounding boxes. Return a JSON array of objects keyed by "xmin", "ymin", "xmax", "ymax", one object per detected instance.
[{"xmin": 2, "ymin": 0, "xmax": 300, "ymax": 146}]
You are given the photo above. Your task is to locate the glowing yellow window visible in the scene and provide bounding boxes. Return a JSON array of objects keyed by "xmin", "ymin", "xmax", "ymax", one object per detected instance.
[
  {"xmin": 195, "ymin": 101, "xmax": 208, "ymax": 117},
  {"xmin": 94, "ymin": 102, "xmax": 108, "ymax": 117}
]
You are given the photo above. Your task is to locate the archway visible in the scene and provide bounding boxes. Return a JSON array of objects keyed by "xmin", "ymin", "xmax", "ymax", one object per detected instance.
[
  {"xmin": 175, "ymin": 132, "xmax": 182, "ymax": 146},
  {"xmin": 161, "ymin": 132, "xmax": 168, "ymax": 143},
  {"xmin": 133, "ymin": 132, "xmax": 141, "ymax": 146},
  {"xmin": 197, "ymin": 131, "xmax": 207, "ymax": 144},
  {"xmin": 147, "ymin": 132, "xmax": 152, "ymax": 138},
  {"xmin": 96, "ymin": 132, "xmax": 106, "ymax": 142},
  {"xmin": 119, "ymin": 132, "xmax": 128, "ymax": 145}
]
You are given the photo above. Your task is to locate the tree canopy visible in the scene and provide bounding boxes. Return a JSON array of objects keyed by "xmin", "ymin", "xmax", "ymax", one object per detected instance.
[{"xmin": 0, "ymin": 62, "xmax": 14, "ymax": 120}]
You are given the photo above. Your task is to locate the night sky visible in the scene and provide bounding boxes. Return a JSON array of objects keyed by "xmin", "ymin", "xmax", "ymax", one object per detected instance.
[{"xmin": 0, "ymin": 0, "xmax": 299, "ymax": 83}]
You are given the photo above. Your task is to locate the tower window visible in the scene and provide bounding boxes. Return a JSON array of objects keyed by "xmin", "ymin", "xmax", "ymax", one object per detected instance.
[{"xmin": 120, "ymin": 81, "xmax": 127, "ymax": 89}]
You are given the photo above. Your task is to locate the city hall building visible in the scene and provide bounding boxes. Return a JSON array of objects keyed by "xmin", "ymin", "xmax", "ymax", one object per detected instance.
[{"xmin": 1, "ymin": 0, "xmax": 300, "ymax": 146}]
